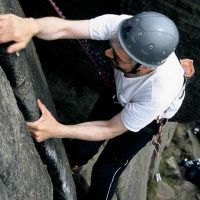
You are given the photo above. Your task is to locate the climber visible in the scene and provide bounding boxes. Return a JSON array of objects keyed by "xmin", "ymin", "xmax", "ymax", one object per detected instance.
[{"xmin": 0, "ymin": 11, "xmax": 193, "ymax": 200}]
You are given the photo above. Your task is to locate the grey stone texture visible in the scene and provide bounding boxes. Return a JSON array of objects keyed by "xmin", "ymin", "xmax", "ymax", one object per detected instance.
[
  {"xmin": 0, "ymin": 0, "xmax": 76, "ymax": 199},
  {"xmin": 0, "ymin": 66, "xmax": 53, "ymax": 200}
]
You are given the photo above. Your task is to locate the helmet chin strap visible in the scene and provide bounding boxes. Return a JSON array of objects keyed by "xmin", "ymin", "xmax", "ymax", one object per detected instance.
[{"xmin": 127, "ymin": 63, "xmax": 141, "ymax": 74}]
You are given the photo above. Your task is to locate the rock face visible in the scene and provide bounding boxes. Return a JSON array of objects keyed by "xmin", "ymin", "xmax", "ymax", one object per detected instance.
[
  {"xmin": 0, "ymin": 66, "xmax": 53, "ymax": 199},
  {"xmin": 174, "ymin": 181, "xmax": 200, "ymax": 200},
  {"xmin": 165, "ymin": 156, "xmax": 182, "ymax": 178},
  {"xmin": 147, "ymin": 123, "xmax": 200, "ymax": 200},
  {"xmin": 0, "ymin": 0, "xmax": 76, "ymax": 199},
  {"xmin": 155, "ymin": 181, "xmax": 176, "ymax": 200}
]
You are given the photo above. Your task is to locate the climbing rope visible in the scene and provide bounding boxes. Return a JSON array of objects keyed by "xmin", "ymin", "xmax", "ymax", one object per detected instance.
[
  {"xmin": 152, "ymin": 117, "xmax": 168, "ymax": 182},
  {"xmin": 47, "ymin": 0, "xmax": 115, "ymax": 88}
]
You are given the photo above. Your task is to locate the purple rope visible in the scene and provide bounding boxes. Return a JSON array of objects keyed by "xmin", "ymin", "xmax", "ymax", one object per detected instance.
[{"xmin": 47, "ymin": 0, "xmax": 115, "ymax": 88}]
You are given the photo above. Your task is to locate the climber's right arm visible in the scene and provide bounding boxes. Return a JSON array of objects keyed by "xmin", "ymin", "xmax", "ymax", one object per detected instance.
[
  {"xmin": 35, "ymin": 17, "xmax": 90, "ymax": 40},
  {"xmin": 0, "ymin": 14, "xmax": 90, "ymax": 53}
]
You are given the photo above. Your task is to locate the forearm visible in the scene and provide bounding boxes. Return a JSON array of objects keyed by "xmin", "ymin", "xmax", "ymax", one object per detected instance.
[
  {"xmin": 27, "ymin": 101, "xmax": 128, "ymax": 142},
  {"xmin": 0, "ymin": 14, "xmax": 91, "ymax": 53},
  {"xmin": 34, "ymin": 17, "xmax": 90, "ymax": 40},
  {"xmin": 58, "ymin": 121, "xmax": 118, "ymax": 141},
  {"xmin": 57, "ymin": 116, "xmax": 127, "ymax": 141}
]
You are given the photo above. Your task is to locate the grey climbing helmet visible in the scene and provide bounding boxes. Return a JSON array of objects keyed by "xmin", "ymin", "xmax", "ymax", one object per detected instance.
[{"xmin": 117, "ymin": 11, "xmax": 179, "ymax": 67}]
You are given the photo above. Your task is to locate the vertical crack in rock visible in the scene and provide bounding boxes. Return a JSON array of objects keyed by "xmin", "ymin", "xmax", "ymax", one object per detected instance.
[{"xmin": 0, "ymin": 0, "xmax": 76, "ymax": 199}]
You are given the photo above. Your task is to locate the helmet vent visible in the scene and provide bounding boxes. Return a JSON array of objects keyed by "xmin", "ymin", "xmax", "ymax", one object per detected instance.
[
  {"xmin": 137, "ymin": 32, "xmax": 143, "ymax": 37},
  {"xmin": 149, "ymin": 44, "xmax": 154, "ymax": 50},
  {"xmin": 117, "ymin": 11, "xmax": 179, "ymax": 67}
]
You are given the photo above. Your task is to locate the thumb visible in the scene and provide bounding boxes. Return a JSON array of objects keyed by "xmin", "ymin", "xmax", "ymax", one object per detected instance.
[
  {"xmin": 27, "ymin": 121, "xmax": 37, "ymax": 129},
  {"xmin": 7, "ymin": 42, "xmax": 26, "ymax": 53},
  {"xmin": 37, "ymin": 99, "xmax": 49, "ymax": 115}
]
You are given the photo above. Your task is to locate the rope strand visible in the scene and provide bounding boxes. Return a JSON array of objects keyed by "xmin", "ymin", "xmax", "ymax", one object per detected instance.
[{"xmin": 47, "ymin": 0, "xmax": 115, "ymax": 88}]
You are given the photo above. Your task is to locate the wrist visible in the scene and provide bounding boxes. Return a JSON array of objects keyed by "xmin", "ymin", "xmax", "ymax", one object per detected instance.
[
  {"xmin": 56, "ymin": 123, "xmax": 70, "ymax": 138},
  {"xmin": 28, "ymin": 17, "xmax": 41, "ymax": 36}
]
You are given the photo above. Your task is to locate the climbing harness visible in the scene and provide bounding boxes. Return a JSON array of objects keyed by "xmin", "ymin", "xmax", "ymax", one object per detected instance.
[
  {"xmin": 152, "ymin": 59, "xmax": 195, "ymax": 182},
  {"xmin": 47, "ymin": 0, "xmax": 115, "ymax": 89}
]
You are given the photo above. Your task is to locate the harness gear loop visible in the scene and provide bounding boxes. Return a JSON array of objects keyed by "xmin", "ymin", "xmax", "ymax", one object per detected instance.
[{"xmin": 152, "ymin": 117, "xmax": 168, "ymax": 182}]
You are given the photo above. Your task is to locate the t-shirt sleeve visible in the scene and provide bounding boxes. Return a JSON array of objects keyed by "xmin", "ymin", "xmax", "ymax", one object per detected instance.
[
  {"xmin": 120, "ymin": 101, "xmax": 166, "ymax": 132},
  {"xmin": 89, "ymin": 14, "xmax": 131, "ymax": 40}
]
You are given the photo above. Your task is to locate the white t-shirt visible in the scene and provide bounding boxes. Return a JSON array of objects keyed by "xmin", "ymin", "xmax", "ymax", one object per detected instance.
[{"xmin": 89, "ymin": 14, "xmax": 185, "ymax": 132}]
